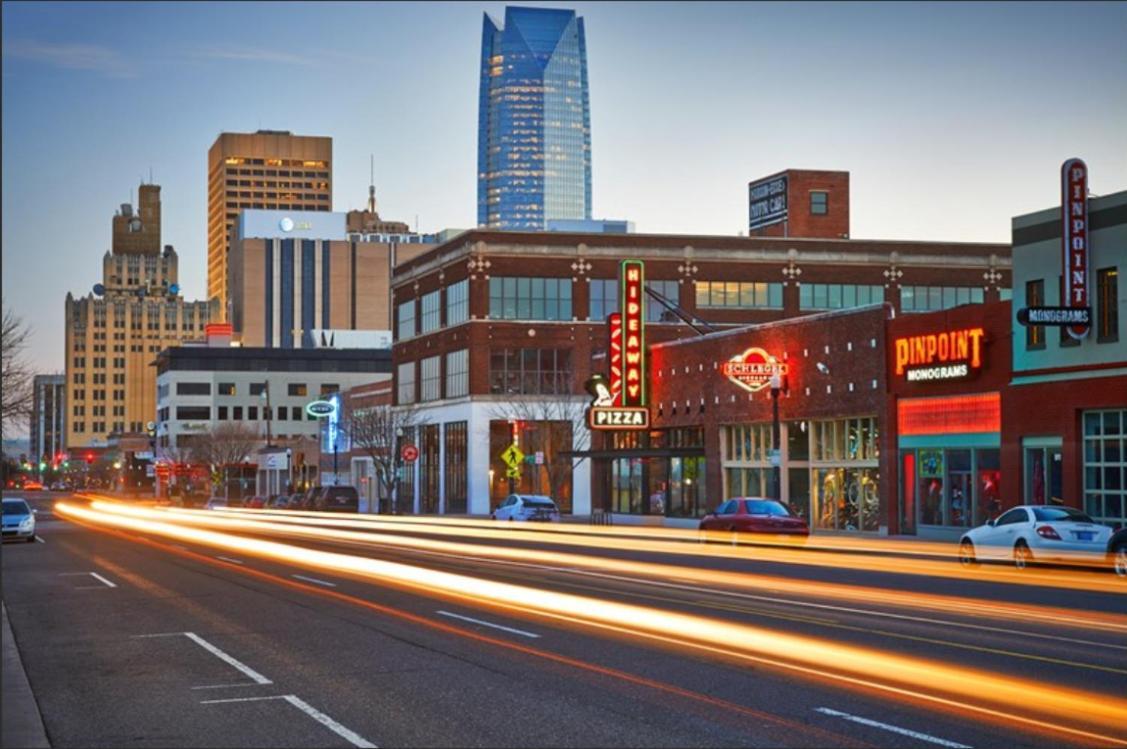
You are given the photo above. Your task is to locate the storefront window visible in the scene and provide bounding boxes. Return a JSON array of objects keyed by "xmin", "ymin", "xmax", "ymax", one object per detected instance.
[
  {"xmin": 489, "ymin": 419, "xmax": 574, "ymax": 512},
  {"xmin": 419, "ymin": 424, "xmax": 440, "ymax": 513},
  {"xmin": 946, "ymin": 450, "xmax": 972, "ymax": 527},
  {"xmin": 814, "ymin": 467, "xmax": 879, "ymax": 531},
  {"xmin": 1084, "ymin": 409, "xmax": 1126, "ymax": 527},
  {"xmin": 788, "ymin": 468, "xmax": 810, "ymax": 522},
  {"xmin": 976, "ymin": 449, "xmax": 1001, "ymax": 525},
  {"xmin": 912, "ymin": 447, "xmax": 1001, "ymax": 528},
  {"xmin": 1025, "ymin": 445, "xmax": 1063, "ymax": 505},
  {"xmin": 443, "ymin": 422, "xmax": 468, "ymax": 514}
]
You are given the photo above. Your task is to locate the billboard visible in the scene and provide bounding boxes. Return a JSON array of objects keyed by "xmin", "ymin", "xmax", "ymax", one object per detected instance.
[{"xmin": 748, "ymin": 174, "xmax": 788, "ymax": 231}]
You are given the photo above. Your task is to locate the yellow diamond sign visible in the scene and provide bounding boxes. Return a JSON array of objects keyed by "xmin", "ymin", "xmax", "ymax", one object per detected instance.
[{"xmin": 501, "ymin": 443, "xmax": 525, "ymax": 469}]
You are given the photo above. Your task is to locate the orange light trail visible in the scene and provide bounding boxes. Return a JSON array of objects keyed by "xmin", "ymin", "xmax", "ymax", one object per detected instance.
[
  {"xmin": 54, "ymin": 500, "xmax": 1127, "ymax": 746},
  {"xmin": 78, "ymin": 497, "xmax": 1127, "ymax": 633}
]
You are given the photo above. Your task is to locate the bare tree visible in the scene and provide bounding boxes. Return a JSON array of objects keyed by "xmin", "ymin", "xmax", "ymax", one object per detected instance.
[
  {"xmin": 190, "ymin": 422, "xmax": 260, "ymax": 495},
  {"xmin": 2, "ymin": 306, "xmax": 34, "ymax": 439},
  {"xmin": 344, "ymin": 401, "xmax": 426, "ymax": 514},
  {"xmin": 489, "ymin": 391, "xmax": 591, "ymax": 512}
]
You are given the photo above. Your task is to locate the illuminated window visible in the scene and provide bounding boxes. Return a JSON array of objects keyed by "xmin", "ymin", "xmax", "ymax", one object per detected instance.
[{"xmin": 695, "ymin": 281, "xmax": 783, "ymax": 309}]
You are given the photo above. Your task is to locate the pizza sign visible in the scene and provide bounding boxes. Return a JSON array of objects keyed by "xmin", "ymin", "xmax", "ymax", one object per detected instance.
[{"xmin": 721, "ymin": 347, "xmax": 788, "ymax": 392}]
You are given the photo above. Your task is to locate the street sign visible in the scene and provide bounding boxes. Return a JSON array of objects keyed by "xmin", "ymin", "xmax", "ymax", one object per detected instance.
[
  {"xmin": 401, "ymin": 444, "xmax": 419, "ymax": 462},
  {"xmin": 500, "ymin": 443, "xmax": 525, "ymax": 469},
  {"xmin": 1017, "ymin": 306, "xmax": 1091, "ymax": 326},
  {"xmin": 535, "ymin": 451, "xmax": 544, "ymax": 465},
  {"xmin": 505, "ymin": 466, "xmax": 521, "ymax": 479}
]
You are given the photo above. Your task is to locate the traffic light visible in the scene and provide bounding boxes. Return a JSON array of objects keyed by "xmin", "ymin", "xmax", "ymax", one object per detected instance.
[
  {"xmin": 38, "ymin": 461, "xmax": 47, "ymax": 471},
  {"xmin": 85, "ymin": 452, "xmax": 95, "ymax": 465}
]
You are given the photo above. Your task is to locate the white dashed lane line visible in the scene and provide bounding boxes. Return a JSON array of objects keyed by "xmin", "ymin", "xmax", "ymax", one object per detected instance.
[
  {"xmin": 815, "ymin": 707, "xmax": 971, "ymax": 748},
  {"xmin": 216, "ymin": 556, "xmax": 244, "ymax": 565},
  {"xmin": 292, "ymin": 574, "xmax": 336, "ymax": 587},
  {"xmin": 436, "ymin": 610, "xmax": 541, "ymax": 638},
  {"xmin": 201, "ymin": 694, "xmax": 377, "ymax": 748},
  {"xmin": 132, "ymin": 631, "xmax": 272, "ymax": 685}
]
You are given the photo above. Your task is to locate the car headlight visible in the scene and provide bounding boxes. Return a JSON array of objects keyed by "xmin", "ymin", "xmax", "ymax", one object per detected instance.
[{"xmin": 19, "ymin": 517, "xmax": 34, "ymax": 529}]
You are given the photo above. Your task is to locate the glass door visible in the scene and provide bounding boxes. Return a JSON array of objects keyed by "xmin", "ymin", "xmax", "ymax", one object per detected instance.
[{"xmin": 1025, "ymin": 445, "xmax": 1063, "ymax": 505}]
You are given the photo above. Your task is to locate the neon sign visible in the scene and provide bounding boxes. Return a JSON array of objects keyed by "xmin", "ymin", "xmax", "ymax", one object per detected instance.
[
  {"xmin": 894, "ymin": 327, "xmax": 985, "ymax": 382},
  {"xmin": 1061, "ymin": 158, "xmax": 1089, "ymax": 340},
  {"xmin": 721, "ymin": 347, "xmax": 788, "ymax": 392},
  {"xmin": 589, "ymin": 260, "xmax": 649, "ymax": 431},
  {"xmin": 621, "ymin": 260, "xmax": 645, "ymax": 407}
]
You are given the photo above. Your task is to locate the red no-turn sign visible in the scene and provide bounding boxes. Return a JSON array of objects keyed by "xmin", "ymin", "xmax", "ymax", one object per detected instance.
[{"xmin": 401, "ymin": 444, "xmax": 419, "ymax": 462}]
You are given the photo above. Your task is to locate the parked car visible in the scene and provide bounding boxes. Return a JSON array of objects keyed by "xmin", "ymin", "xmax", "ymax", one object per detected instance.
[
  {"xmin": 23, "ymin": 481, "xmax": 43, "ymax": 491},
  {"xmin": 2, "ymin": 498, "xmax": 37, "ymax": 542},
  {"xmin": 204, "ymin": 497, "xmax": 228, "ymax": 510},
  {"xmin": 491, "ymin": 494, "xmax": 560, "ymax": 522},
  {"xmin": 315, "ymin": 486, "xmax": 359, "ymax": 513},
  {"xmin": 698, "ymin": 498, "xmax": 809, "ymax": 542},
  {"xmin": 268, "ymin": 494, "xmax": 293, "ymax": 509},
  {"xmin": 958, "ymin": 505, "xmax": 1113, "ymax": 569},
  {"xmin": 297, "ymin": 487, "xmax": 323, "ymax": 510},
  {"xmin": 1108, "ymin": 527, "xmax": 1127, "ymax": 578}
]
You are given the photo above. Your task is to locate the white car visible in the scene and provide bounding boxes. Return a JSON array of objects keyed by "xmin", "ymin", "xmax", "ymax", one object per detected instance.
[
  {"xmin": 959, "ymin": 504, "xmax": 1112, "ymax": 569},
  {"xmin": 491, "ymin": 494, "xmax": 560, "ymax": 522},
  {"xmin": 2, "ymin": 498, "xmax": 37, "ymax": 543},
  {"xmin": 204, "ymin": 497, "xmax": 229, "ymax": 510}
]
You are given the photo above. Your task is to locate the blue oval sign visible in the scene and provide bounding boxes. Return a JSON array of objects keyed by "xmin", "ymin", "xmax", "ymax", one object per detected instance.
[{"xmin": 305, "ymin": 400, "xmax": 336, "ymax": 418}]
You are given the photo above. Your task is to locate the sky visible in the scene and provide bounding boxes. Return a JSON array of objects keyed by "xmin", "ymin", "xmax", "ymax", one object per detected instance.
[{"xmin": 2, "ymin": 0, "xmax": 1126, "ymax": 383}]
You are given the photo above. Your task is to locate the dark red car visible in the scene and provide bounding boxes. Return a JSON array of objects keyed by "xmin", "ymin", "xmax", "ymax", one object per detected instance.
[{"xmin": 699, "ymin": 498, "xmax": 809, "ymax": 541}]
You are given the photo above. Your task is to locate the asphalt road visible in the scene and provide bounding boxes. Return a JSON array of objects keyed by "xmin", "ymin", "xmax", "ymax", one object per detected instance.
[{"xmin": 3, "ymin": 498, "xmax": 1125, "ymax": 748}]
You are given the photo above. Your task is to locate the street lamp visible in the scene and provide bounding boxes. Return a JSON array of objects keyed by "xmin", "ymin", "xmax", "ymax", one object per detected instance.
[{"xmin": 769, "ymin": 373, "xmax": 784, "ymax": 502}]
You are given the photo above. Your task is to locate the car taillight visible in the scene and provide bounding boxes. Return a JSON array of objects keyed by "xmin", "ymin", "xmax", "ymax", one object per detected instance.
[{"xmin": 1036, "ymin": 525, "xmax": 1061, "ymax": 540}]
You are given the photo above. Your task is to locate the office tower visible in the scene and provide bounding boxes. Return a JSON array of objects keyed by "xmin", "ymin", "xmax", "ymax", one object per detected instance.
[
  {"xmin": 207, "ymin": 130, "xmax": 332, "ymax": 317},
  {"xmin": 478, "ymin": 6, "xmax": 591, "ymax": 230},
  {"xmin": 30, "ymin": 374, "xmax": 66, "ymax": 463},
  {"xmin": 65, "ymin": 183, "xmax": 212, "ymax": 449}
]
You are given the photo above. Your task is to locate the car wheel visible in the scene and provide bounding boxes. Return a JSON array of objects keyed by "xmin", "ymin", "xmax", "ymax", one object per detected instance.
[
  {"xmin": 27, "ymin": 535, "xmax": 36, "ymax": 544},
  {"xmin": 1114, "ymin": 545, "xmax": 1127, "ymax": 578},
  {"xmin": 1013, "ymin": 541, "xmax": 1033, "ymax": 570},
  {"xmin": 958, "ymin": 540, "xmax": 977, "ymax": 567}
]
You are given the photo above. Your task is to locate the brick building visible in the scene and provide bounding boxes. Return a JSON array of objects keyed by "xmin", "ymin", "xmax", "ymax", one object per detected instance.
[
  {"xmin": 390, "ymin": 221, "xmax": 1009, "ymax": 517},
  {"xmin": 748, "ymin": 169, "xmax": 850, "ymax": 239}
]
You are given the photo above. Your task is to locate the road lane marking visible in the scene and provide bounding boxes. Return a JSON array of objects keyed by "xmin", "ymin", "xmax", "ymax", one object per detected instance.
[
  {"xmin": 201, "ymin": 694, "xmax": 289, "ymax": 704},
  {"xmin": 292, "ymin": 574, "xmax": 336, "ymax": 587},
  {"xmin": 183, "ymin": 632, "xmax": 272, "ymax": 684},
  {"xmin": 35, "ymin": 536, "xmax": 45, "ymax": 543},
  {"xmin": 216, "ymin": 556, "xmax": 244, "ymax": 565},
  {"xmin": 89, "ymin": 572, "xmax": 117, "ymax": 588},
  {"xmin": 191, "ymin": 682, "xmax": 263, "ymax": 690},
  {"xmin": 59, "ymin": 571, "xmax": 117, "ymax": 588},
  {"xmin": 199, "ymin": 694, "xmax": 377, "ymax": 747},
  {"xmin": 282, "ymin": 695, "xmax": 377, "ymax": 748},
  {"xmin": 132, "ymin": 631, "xmax": 272, "ymax": 684},
  {"xmin": 815, "ymin": 707, "xmax": 971, "ymax": 748},
  {"xmin": 437, "ymin": 610, "xmax": 540, "ymax": 638}
]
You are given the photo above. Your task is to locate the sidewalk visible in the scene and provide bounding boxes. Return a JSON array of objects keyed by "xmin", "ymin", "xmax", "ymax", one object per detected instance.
[{"xmin": 2, "ymin": 601, "xmax": 50, "ymax": 748}]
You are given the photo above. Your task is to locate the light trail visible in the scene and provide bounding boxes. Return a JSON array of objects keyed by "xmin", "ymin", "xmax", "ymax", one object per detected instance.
[
  {"xmin": 77, "ymin": 498, "xmax": 1127, "ymax": 633},
  {"xmin": 55, "ymin": 500, "xmax": 1127, "ymax": 746},
  {"xmin": 186, "ymin": 503, "xmax": 1121, "ymax": 587}
]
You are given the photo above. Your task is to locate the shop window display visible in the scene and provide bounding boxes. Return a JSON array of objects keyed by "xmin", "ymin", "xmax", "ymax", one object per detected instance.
[{"xmin": 1084, "ymin": 409, "xmax": 1126, "ymax": 527}]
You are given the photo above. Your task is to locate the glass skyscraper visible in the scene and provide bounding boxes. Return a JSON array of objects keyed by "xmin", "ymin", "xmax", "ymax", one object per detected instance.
[{"xmin": 478, "ymin": 6, "xmax": 592, "ymax": 230}]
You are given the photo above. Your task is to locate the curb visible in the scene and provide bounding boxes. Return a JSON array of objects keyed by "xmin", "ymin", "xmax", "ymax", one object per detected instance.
[{"xmin": 2, "ymin": 601, "xmax": 50, "ymax": 748}]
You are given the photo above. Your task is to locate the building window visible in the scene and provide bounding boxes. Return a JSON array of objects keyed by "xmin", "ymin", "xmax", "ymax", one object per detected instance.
[
  {"xmin": 248, "ymin": 406, "xmax": 258, "ymax": 420},
  {"xmin": 288, "ymin": 383, "xmax": 308, "ymax": 397},
  {"xmin": 901, "ymin": 285, "xmax": 985, "ymax": 313},
  {"xmin": 589, "ymin": 279, "xmax": 617, "ymax": 322},
  {"xmin": 176, "ymin": 406, "xmax": 210, "ymax": 420},
  {"xmin": 219, "ymin": 382, "xmax": 236, "ymax": 395},
  {"xmin": 420, "ymin": 356, "xmax": 441, "ymax": 402},
  {"xmin": 176, "ymin": 382, "xmax": 211, "ymax": 396},
  {"xmin": 249, "ymin": 383, "xmax": 267, "ymax": 396},
  {"xmin": 695, "ymin": 281, "xmax": 784, "ymax": 309},
  {"xmin": 233, "ymin": 406, "xmax": 243, "ymax": 421},
  {"xmin": 278, "ymin": 407, "xmax": 287, "ymax": 421},
  {"xmin": 800, "ymin": 284, "xmax": 884, "ymax": 310},
  {"xmin": 292, "ymin": 406, "xmax": 302, "ymax": 421},
  {"xmin": 397, "ymin": 362, "xmax": 416, "ymax": 404},
  {"xmin": 218, "ymin": 406, "xmax": 228, "ymax": 420},
  {"xmin": 420, "ymin": 290, "xmax": 441, "ymax": 333},
  {"xmin": 397, "ymin": 299, "xmax": 416, "ymax": 340},
  {"xmin": 489, "ymin": 348, "xmax": 572, "ymax": 395},
  {"xmin": 446, "ymin": 349, "xmax": 469, "ymax": 398},
  {"xmin": 810, "ymin": 191, "xmax": 828, "ymax": 215},
  {"xmin": 1026, "ymin": 279, "xmax": 1045, "ymax": 349},
  {"xmin": 320, "ymin": 384, "xmax": 339, "ymax": 395},
  {"xmin": 646, "ymin": 280, "xmax": 681, "ymax": 322},
  {"xmin": 1097, "ymin": 267, "xmax": 1119, "ymax": 342},
  {"xmin": 1083, "ymin": 409, "xmax": 1126, "ymax": 527},
  {"xmin": 443, "ymin": 422, "xmax": 468, "ymax": 514},
  {"xmin": 445, "ymin": 279, "xmax": 469, "ymax": 326},
  {"xmin": 488, "ymin": 277, "xmax": 572, "ymax": 321}
]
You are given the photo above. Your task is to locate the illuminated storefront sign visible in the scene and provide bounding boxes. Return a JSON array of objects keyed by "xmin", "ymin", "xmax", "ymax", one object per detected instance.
[
  {"xmin": 1017, "ymin": 306, "xmax": 1091, "ymax": 326},
  {"xmin": 607, "ymin": 312, "xmax": 622, "ymax": 406},
  {"xmin": 721, "ymin": 347, "xmax": 788, "ymax": 392},
  {"xmin": 589, "ymin": 260, "xmax": 649, "ymax": 431},
  {"xmin": 621, "ymin": 260, "xmax": 645, "ymax": 407},
  {"xmin": 1061, "ymin": 158, "xmax": 1090, "ymax": 339},
  {"xmin": 894, "ymin": 327, "xmax": 985, "ymax": 382}
]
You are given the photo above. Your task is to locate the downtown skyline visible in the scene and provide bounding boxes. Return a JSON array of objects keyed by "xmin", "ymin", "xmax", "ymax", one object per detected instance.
[{"xmin": 3, "ymin": 0, "xmax": 1127, "ymax": 383}]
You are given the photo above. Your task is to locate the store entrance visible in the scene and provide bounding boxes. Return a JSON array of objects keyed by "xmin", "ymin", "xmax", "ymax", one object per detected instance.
[{"xmin": 1024, "ymin": 444, "xmax": 1063, "ymax": 505}]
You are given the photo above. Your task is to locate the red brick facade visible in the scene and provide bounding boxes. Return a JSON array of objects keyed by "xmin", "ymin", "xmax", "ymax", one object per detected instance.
[{"xmin": 749, "ymin": 169, "xmax": 850, "ymax": 239}]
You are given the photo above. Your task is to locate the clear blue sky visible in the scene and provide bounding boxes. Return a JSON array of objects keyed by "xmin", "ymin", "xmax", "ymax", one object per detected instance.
[{"xmin": 3, "ymin": 1, "xmax": 1126, "ymax": 381}]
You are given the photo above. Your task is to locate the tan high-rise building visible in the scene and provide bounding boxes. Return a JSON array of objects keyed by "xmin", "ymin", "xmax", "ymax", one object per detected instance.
[
  {"xmin": 65, "ymin": 183, "xmax": 213, "ymax": 450},
  {"xmin": 207, "ymin": 131, "xmax": 332, "ymax": 318}
]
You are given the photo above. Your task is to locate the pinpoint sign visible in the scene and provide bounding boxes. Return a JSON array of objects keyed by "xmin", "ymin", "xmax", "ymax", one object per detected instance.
[{"xmin": 1061, "ymin": 158, "xmax": 1090, "ymax": 340}]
